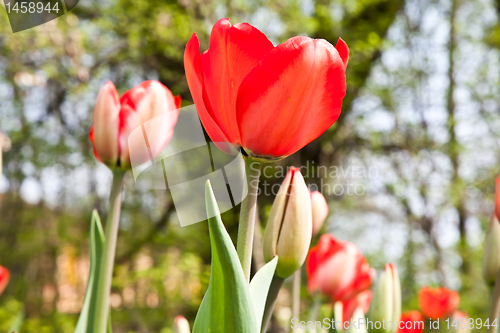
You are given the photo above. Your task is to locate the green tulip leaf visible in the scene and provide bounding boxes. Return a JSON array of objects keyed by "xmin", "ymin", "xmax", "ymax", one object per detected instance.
[
  {"xmin": 74, "ymin": 210, "xmax": 112, "ymax": 333},
  {"xmin": 249, "ymin": 256, "xmax": 278, "ymax": 328},
  {"xmin": 192, "ymin": 181, "xmax": 258, "ymax": 333},
  {"xmin": 7, "ymin": 306, "xmax": 24, "ymax": 333}
]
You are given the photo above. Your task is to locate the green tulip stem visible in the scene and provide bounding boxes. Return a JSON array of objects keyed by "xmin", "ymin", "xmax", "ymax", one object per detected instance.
[
  {"xmin": 261, "ymin": 275, "xmax": 285, "ymax": 333},
  {"xmin": 236, "ymin": 159, "xmax": 262, "ymax": 282},
  {"xmin": 93, "ymin": 169, "xmax": 125, "ymax": 333},
  {"xmin": 488, "ymin": 268, "xmax": 500, "ymax": 333},
  {"xmin": 292, "ymin": 270, "xmax": 301, "ymax": 320},
  {"xmin": 309, "ymin": 295, "xmax": 322, "ymax": 323},
  {"xmin": 329, "ymin": 307, "xmax": 338, "ymax": 333}
]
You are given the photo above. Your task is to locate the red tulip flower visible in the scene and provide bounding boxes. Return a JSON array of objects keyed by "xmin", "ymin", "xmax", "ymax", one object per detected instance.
[
  {"xmin": 0, "ymin": 265, "xmax": 9, "ymax": 296},
  {"xmin": 495, "ymin": 175, "xmax": 500, "ymax": 221},
  {"xmin": 90, "ymin": 81, "xmax": 181, "ymax": 170},
  {"xmin": 184, "ymin": 18, "xmax": 349, "ymax": 160},
  {"xmin": 418, "ymin": 286, "xmax": 459, "ymax": 319},
  {"xmin": 341, "ymin": 290, "xmax": 372, "ymax": 328},
  {"xmin": 306, "ymin": 234, "xmax": 374, "ymax": 302},
  {"xmin": 397, "ymin": 311, "xmax": 425, "ymax": 333}
]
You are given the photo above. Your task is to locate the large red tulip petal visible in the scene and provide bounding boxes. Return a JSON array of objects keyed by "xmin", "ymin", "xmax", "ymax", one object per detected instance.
[
  {"xmin": 342, "ymin": 290, "xmax": 372, "ymax": 327},
  {"xmin": 200, "ymin": 18, "xmax": 274, "ymax": 144},
  {"xmin": 306, "ymin": 234, "xmax": 342, "ymax": 291},
  {"xmin": 335, "ymin": 37, "xmax": 349, "ymax": 70},
  {"xmin": 323, "ymin": 242, "xmax": 368, "ymax": 301},
  {"xmin": 118, "ymin": 82, "xmax": 151, "ymax": 168},
  {"xmin": 118, "ymin": 103, "xmax": 144, "ymax": 169},
  {"xmin": 0, "ymin": 265, "xmax": 9, "ymax": 296},
  {"xmin": 237, "ymin": 36, "xmax": 346, "ymax": 159},
  {"xmin": 185, "ymin": 33, "xmax": 239, "ymax": 155},
  {"xmin": 92, "ymin": 81, "xmax": 121, "ymax": 166},
  {"xmin": 133, "ymin": 81, "xmax": 180, "ymax": 158},
  {"xmin": 306, "ymin": 234, "xmax": 373, "ymax": 302},
  {"xmin": 118, "ymin": 81, "xmax": 180, "ymax": 168},
  {"xmin": 89, "ymin": 127, "xmax": 102, "ymax": 163}
]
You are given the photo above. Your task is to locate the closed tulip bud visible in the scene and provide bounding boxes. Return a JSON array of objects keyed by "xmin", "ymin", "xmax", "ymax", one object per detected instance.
[
  {"xmin": 173, "ymin": 315, "xmax": 191, "ymax": 333},
  {"xmin": 310, "ymin": 191, "xmax": 329, "ymax": 236},
  {"xmin": 482, "ymin": 214, "xmax": 500, "ymax": 287},
  {"xmin": 451, "ymin": 311, "xmax": 470, "ymax": 333},
  {"xmin": 263, "ymin": 167, "xmax": 312, "ymax": 278},
  {"xmin": 0, "ymin": 131, "xmax": 11, "ymax": 180},
  {"xmin": 369, "ymin": 263, "xmax": 401, "ymax": 333},
  {"xmin": 90, "ymin": 81, "xmax": 180, "ymax": 170},
  {"xmin": 0, "ymin": 265, "xmax": 9, "ymax": 297}
]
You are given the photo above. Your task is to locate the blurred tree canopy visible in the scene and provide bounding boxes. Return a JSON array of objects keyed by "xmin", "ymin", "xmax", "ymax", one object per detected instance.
[{"xmin": 0, "ymin": 0, "xmax": 499, "ymax": 331}]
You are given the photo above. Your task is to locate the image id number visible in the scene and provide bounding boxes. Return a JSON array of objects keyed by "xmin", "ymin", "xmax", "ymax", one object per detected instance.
[{"xmin": 5, "ymin": 1, "xmax": 59, "ymax": 14}]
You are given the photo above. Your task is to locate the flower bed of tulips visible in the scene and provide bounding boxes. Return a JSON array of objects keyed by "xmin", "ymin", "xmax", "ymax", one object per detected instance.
[{"xmin": 0, "ymin": 18, "xmax": 500, "ymax": 333}]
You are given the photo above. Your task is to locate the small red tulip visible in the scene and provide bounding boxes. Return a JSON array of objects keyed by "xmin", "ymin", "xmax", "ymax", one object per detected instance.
[
  {"xmin": 174, "ymin": 315, "xmax": 191, "ymax": 333},
  {"xmin": 495, "ymin": 176, "xmax": 500, "ymax": 221},
  {"xmin": 306, "ymin": 234, "xmax": 374, "ymax": 302},
  {"xmin": 90, "ymin": 81, "xmax": 181, "ymax": 170},
  {"xmin": 341, "ymin": 290, "xmax": 372, "ymax": 328},
  {"xmin": 418, "ymin": 286, "xmax": 459, "ymax": 319},
  {"xmin": 184, "ymin": 18, "xmax": 348, "ymax": 160},
  {"xmin": 310, "ymin": 191, "xmax": 329, "ymax": 236},
  {"xmin": 0, "ymin": 265, "xmax": 9, "ymax": 296},
  {"xmin": 396, "ymin": 311, "xmax": 424, "ymax": 333}
]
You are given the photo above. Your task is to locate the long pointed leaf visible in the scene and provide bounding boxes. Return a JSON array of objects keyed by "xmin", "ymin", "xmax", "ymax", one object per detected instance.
[
  {"xmin": 74, "ymin": 210, "xmax": 105, "ymax": 333},
  {"xmin": 249, "ymin": 257, "xmax": 278, "ymax": 329},
  {"xmin": 192, "ymin": 181, "xmax": 258, "ymax": 333},
  {"xmin": 7, "ymin": 307, "xmax": 24, "ymax": 333}
]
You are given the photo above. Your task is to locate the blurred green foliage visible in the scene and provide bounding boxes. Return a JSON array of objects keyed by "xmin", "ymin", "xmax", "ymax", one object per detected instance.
[{"xmin": 0, "ymin": 0, "xmax": 499, "ymax": 331}]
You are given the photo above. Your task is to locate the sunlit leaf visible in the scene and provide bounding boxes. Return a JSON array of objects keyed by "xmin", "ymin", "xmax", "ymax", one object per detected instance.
[
  {"xmin": 249, "ymin": 256, "xmax": 278, "ymax": 329},
  {"xmin": 7, "ymin": 306, "xmax": 24, "ymax": 333},
  {"xmin": 192, "ymin": 181, "xmax": 258, "ymax": 333},
  {"xmin": 74, "ymin": 210, "xmax": 105, "ymax": 333}
]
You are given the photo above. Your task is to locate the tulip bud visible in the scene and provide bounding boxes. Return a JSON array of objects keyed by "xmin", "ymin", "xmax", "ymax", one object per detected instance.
[
  {"xmin": 0, "ymin": 265, "xmax": 10, "ymax": 297},
  {"xmin": 482, "ymin": 214, "xmax": 500, "ymax": 287},
  {"xmin": 173, "ymin": 315, "xmax": 191, "ymax": 333},
  {"xmin": 263, "ymin": 167, "xmax": 313, "ymax": 278},
  {"xmin": 368, "ymin": 263, "xmax": 401, "ymax": 333},
  {"xmin": 92, "ymin": 81, "xmax": 121, "ymax": 167},
  {"xmin": 451, "ymin": 311, "xmax": 470, "ymax": 333},
  {"xmin": 310, "ymin": 191, "xmax": 329, "ymax": 236},
  {"xmin": 0, "ymin": 131, "xmax": 11, "ymax": 181}
]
